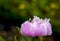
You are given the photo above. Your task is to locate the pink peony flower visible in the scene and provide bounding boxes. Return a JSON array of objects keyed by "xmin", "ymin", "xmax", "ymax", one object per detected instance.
[{"xmin": 20, "ymin": 16, "xmax": 52, "ymax": 37}]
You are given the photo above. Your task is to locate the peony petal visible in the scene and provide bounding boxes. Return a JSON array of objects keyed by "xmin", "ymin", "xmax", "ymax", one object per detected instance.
[
  {"xmin": 46, "ymin": 23, "xmax": 52, "ymax": 35},
  {"xmin": 21, "ymin": 21, "xmax": 35, "ymax": 37},
  {"xmin": 44, "ymin": 18, "xmax": 50, "ymax": 22},
  {"xmin": 38, "ymin": 23, "xmax": 47, "ymax": 36}
]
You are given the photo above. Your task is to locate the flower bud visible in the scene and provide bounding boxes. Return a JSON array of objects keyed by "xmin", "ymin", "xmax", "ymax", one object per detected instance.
[{"xmin": 21, "ymin": 16, "xmax": 52, "ymax": 37}]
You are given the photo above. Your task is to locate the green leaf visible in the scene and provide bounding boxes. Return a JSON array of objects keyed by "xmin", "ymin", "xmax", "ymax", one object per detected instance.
[
  {"xmin": 0, "ymin": 36, "xmax": 6, "ymax": 41},
  {"xmin": 16, "ymin": 27, "xmax": 20, "ymax": 32},
  {"xmin": 14, "ymin": 36, "xmax": 18, "ymax": 41}
]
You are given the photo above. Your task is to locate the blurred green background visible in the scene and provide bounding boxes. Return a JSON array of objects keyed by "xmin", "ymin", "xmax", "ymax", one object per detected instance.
[{"xmin": 0, "ymin": 0, "xmax": 60, "ymax": 41}]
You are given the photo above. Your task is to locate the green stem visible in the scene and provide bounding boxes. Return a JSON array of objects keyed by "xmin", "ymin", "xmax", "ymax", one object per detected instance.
[
  {"xmin": 23, "ymin": 36, "xmax": 27, "ymax": 41},
  {"xmin": 36, "ymin": 37, "xmax": 40, "ymax": 41},
  {"xmin": 39, "ymin": 37, "xmax": 43, "ymax": 41},
  {"xmin": 32, "ymin": 37, "xmax": 34, "ymax": 41},
  {"xmin": 32, "ymin": 37, "xmax": 40, "ymax": 41}
]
